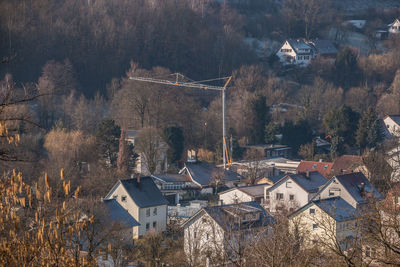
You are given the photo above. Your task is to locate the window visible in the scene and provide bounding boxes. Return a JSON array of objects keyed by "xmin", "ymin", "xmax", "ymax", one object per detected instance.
[
  {"xmin": 312, "ymin": 164, "xmax": 317, "ymax": 169},
  {"xmin": 153, "ymin": 207, "xmax": 157, "ymax": 216},
  {"xmin": 206, "ymin": 233, "xmax": 209, "ymax": 240},
  {"xmin": 313, "ymin": 223, "xmax": 318, "ymax": 230},
  {"xmin": 146, "ymin": 223, "xmax": 150, "ymax": 231},
  {"xmin": 276, "ymin": 193, "xmax": 284, "ymax": 200},
  {"xmin": 304, "ymin": 55, "xmax": 310, "ymax": 60},
  {"xmin": 113, "ymin": 195, "xmax": 117, "ymax": 199},
  {"xmin": 286, "ymin": 181, "xmax": 292, "ymax": 188},
  {"xmin": 289, "ymin": 194, "xmax": 294, "ymax": 201},
  {"xmin": 146, "ymin": 208, "xmax": 150, "ymax": 217},
  {"xmin": 194, "ymin": 231, "xmax": 197, "ymax": 238},
  {"xmin": 309, "ymin": 208, "xmax": 315, "ymax": 215},
  {"xmin": 121, "ymin": 195, "xmax": 127, "ymax": 202},
  {"xmin": 298, "ymin": 56, "xmax": 303, "ymax": 60},
  {"xmin": 153, "ymin": 221, "xmax": 157, "ymax": 228},
  {"xmin": 323, "ymin": 165, "xmax": 328, "ymax": 170}
]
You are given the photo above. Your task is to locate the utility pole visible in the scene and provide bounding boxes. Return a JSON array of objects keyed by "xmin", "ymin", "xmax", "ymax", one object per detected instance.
[{"xmin": 128, "ymin": 73, "xmax": 232, "ymax": 169}]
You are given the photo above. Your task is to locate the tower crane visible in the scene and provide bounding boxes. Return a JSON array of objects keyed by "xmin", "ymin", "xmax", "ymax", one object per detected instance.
[{"xmin": 128, "ymin": 73, "xmax": 232, "ymax": 169}]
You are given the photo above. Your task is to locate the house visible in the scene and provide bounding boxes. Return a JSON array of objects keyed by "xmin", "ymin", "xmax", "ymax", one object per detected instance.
[
  {"xmin": 388, "ymin": 18, "xmax": 400, "ymax": 34},
  {"xmin": 219, "ymin": 184, "xmax": 270, "ymax": 205},
  {"xmin": 266, "ymin": 171, "xmax": 328, "ymax": 213},
  {"xmin": 276, "ymin": 39, "xmax": 315, "ymax": 66},
  {"xmin": 244, "ymin": 144, "xmax": 292, "ymax": 159},
  {"xmin": 331, "ymin": 155, "xmax": 368, "ymax": 177},
  {"xmin": 383, "ymin": 115, "xmax": 400, "ymax": 137},
  {"xmin": 297, "ymin": 160, "xmax": 334, "ymax": 178},
  {"xmin": 309, "ymin": 39, "xmax": 338, "ymax": 59},
  {"xmin": 289, "ymin": 197, "xmax": 359, "ymax": 249},
  {"xmin": 342, "ymin": 20, "xmax": 366, "ymax": 29},
  {"xmin": 183, "ymin": 201, "xmax": 274, "ymax": 266},
  {"xmin": 276, "ymin": 39, "xmax": 337, "ymax": 66},
  {"xmin": 104, "ymin": 176, "xmax": 168, "ymax": 239},
  {"xmin": 311, "ymin": 172, "xmax": 383, "ymax": 209},
  {"xmin": 179, "ymin": 161, "xmax": 244, "ymax": 193}
]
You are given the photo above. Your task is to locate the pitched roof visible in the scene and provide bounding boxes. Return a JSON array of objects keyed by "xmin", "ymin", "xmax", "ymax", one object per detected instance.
[
  {"xmin": 201, "ymin": 202, "xmax": 274, "ymax": 231},
  {"xmin": 384, "ymin": 115, "xmax": 400, "ymax": 126},
  {"xmin": 151, "ymin": 174, "xmax": 191, "ymax": 183},
  {"xmin": 334, "ymin": 172, "xmax": 383, "ymax": 203},
  {"xmin": 219, "ymin": 184, "xmax": 266, "ymax": 198},
  {"xmin": 182, "ymin": 161, "xmax": 244, "ymax": 187},
  {"xmin": 290, "ymin": 197, "xmax": 358, "ymax": 222},
  {"xmin": 103, "ymin": 199, "xmax": 140, "ymax": 227},
  {"xmin": 331, "ymin": 155, "xmax": 363, "ymax": 175},
  {"xmin": 287, "ymin": 39, "xmax": 315, "ymax": 55},
  {"xmin": 106, "ymin": 177, "xmax": 168, "ymax": 208},
  {"xmin": 297, "ymin": 161, "xmax": 333, "ymax": 178},
  {"xmin": 310, "ymin": 39, "xmax": 338, "ymax": 55},
  {"xmin": 269, "ymin": 171, "xmax": 327, "ymax": 194}
]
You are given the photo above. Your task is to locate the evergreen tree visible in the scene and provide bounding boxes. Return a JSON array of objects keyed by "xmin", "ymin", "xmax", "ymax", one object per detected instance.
[
  {"xmin": 247, "ymin": 94, "xmax": 270, "ymax": 144},
  {"xmin": 264, "ymin": 122, "xmax": 279, "ymax": 144},
  {"xmin": 323, "ymin": 105, "xmax": 360, "ymax": 147},
  {"xmin": 281, "ymin": 119, "xmax": 313, "ymax": 154},
  {"xmin": 163, "ymin": 126, "xmax": 184, "ymax": 164},
  {"xmin": 96, "ymin": 119, "xmax": 121, "ymax": 167},
  {"xmin": 356, "ymin": 107, "xmax": 382, "ymax": 150}
]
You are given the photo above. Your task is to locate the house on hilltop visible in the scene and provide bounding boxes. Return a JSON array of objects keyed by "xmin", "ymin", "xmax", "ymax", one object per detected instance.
[
  {"xmin": 276, "ymin": 39, "xmax": 337, "ymax": 66},
  {"xmin": 388, "ymin": 18, "xmax": 400, "ymax": 34},
  {"xmin": 104, "ymin": 176, "xmax": 168, "ymax": 239}
]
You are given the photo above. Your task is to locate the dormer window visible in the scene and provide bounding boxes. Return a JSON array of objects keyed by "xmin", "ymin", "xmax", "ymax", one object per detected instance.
[{"xmin": 312, "ymin": 164, "xmax": 317, "ymax": 169}]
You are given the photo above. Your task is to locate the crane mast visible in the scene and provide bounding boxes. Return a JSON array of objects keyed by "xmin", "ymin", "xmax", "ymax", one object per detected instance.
[{"xmin": 128, "ymin": 74, "xmax": 232, "ymax": 169}]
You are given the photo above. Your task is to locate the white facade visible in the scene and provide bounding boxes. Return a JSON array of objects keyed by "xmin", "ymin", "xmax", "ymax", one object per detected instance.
[
  {"xmin": 313, "ymin": 178, "xmax": 360, "ymax": 209},
  {"xmin": 276, "ymin": 40, "xmax": 313, "ymax": 66},
  {"xmin": 268, "ymin": 178, "xmax": 310, "ymax": 213},
  {"xmin": 219, "ymin": 189, "xmax": 254, "ymax": 205},
  {"xmin": 104, "ymin": 183, "xmax": 167, "ymax": 239},
  {"xmin": 290, "ymin": 203, "xmax": 357, "ymax": 249},
  {"xmin": 184, "ymin": 212, "xmax": 226, "ymax": 266},
  {"xmin": 383, "ymin": 116, "xmax": 400, "ymax": 137},
  {"xmin": 388, "ymin": 19, "xmax": 400, "ymax": 34}
]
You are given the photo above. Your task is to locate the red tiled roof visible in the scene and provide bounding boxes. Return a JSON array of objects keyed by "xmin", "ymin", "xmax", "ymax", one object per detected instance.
[
  {"xmin": 296, "ymin": 161, "xmax": 333, "ymax": 178},
  {"xmin": 331, "ymin": 155, "xmax": 363, "ymax": 175}
]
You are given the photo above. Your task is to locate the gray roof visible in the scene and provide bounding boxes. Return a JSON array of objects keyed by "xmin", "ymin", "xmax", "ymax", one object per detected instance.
[
  {"xmin": 334, "ymin": 172, "xmax": 383, "ymax": 203},
  {"xmin": 268, "ymin": 173, "xmax": 287, "ymax": 184},
  {"xmin": 268, "ymin": 171, "xmax": 328, "ymax": 193},
  {"xmin": 183, "ymin": 161, "xmax": 244, "ymax": 187},
  {"xmin": 151, "ymin": 174, "xmax": 190, "ymax": 183},
  {"xmin": 287, "ymin": 39, "xmax": 314, "ymax": 55},
  {"xmin": 386, "ymin": 115, "xmax": 400, "ymax": 125},
  {"xmin": 220, "ymin": 184, "xmax": 266, "ymax": 198},
  {"xmin": 103, "ymin": 199, "xmax": 140, "ymax": 227},
  {"xmin": 203, "ymin": 202, "xmax": 274, "ymax": 231},
  {"xmin": 106, "ymin": 177, "xmax": 168, "ymax": 208},
  {"xmin": 310, "ymin": 39, "xmax": 338, "ymax": 55},
  {"xmin": 126, "ymin": 129, "xmax": 139, "ymax": 139},
  {"xmin": 238, "ymin": 184, "xmax": 266, "ymax": 197},
  {"xmin": 291, "ymin": 197, "xmax": 358, "ymax": 222}
]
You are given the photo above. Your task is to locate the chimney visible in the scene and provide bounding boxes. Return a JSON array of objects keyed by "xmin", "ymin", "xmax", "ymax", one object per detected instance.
[
  {"xmin": 360, "ymin": 182, "xmax": 365, "ymax": 197},
  {"xmin": 306, "ymin": 170, "xmax": 310, "ymax": 178},
  {"xmin": 137, "ymin": 176, "xmax": 141, "ymax": 184},
  {"xmin": 319, "ymin": 159, "xmax": 323, "ymax": 162}
]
